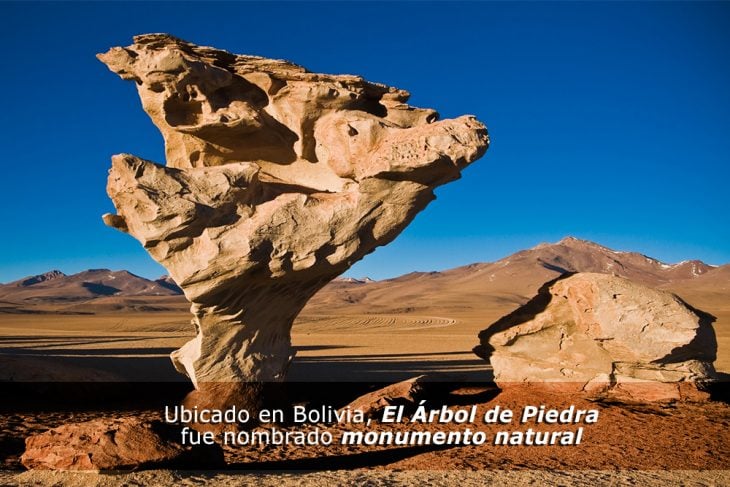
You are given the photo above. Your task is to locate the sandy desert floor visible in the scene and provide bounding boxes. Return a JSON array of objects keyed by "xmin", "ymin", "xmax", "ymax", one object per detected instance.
[
  {"xmin": 0, "ymin": 305, "xmax": 727, "ymax": 383},
  {"xmin": 1, "ymin": 385, "xmax": 729, "ymax": 484},
  {"xmin": 0, "ymin": 310, "xmax": 496, "ymax": 383},
  {"xmin": 0, "ymin": 306, "xmax": 728, "ymax": 484},
  {"xmin": 3, "ymin": 469, "xmax": 729, "ymax": 487}
]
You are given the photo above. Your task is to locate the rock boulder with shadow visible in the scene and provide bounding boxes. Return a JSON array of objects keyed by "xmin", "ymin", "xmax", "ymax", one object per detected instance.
[
  {"xmin": 474, "ymin": 273, "xmax": 717, "ymax": 402},
  {"xmin": 21, "ymin": 417, "xmax": 223, "ymax": 471}
]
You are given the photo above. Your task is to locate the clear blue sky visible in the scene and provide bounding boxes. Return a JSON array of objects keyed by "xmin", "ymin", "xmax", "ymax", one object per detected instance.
[{"xmin": 1, "ymin": 1, "xmax": 729, "ymax": 282}]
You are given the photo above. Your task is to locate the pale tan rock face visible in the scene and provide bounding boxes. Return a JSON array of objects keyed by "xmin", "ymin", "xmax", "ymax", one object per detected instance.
[
  {"xmin": 98, "ymin": 34, "xmax": 488, "ymax": 388},
  {"xmin": 474, "ymin": 273, "xmax": 717, "ymax": 402}
]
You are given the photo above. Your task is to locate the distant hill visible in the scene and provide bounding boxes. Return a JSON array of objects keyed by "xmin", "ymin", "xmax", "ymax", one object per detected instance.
[
  {"xmin": 154, "ymin": 275, "xmax": 184, "ymax": 294},
  {"xmin": 0, "ymin": 269, "xmax": 183, "ymax": 306},
  {"xmin": 334, "ymin": 277, "xmax": 375, "ymax": 284},
  {"xmin": 665, "ymin": 264, "xmax": 730, "ymax": 294}
]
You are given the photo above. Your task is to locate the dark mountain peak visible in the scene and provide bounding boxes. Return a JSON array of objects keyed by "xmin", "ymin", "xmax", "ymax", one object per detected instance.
[
  {"xmin": 0, "ymin": 267, "xmax": 185, "ymax": 303},
  {"xmin": 112, "ymin": 270, "xmax": 146, "ymax": 279},
  {"xmin": 665, "ymin": 259, "xmax": 714, "ymax": 277},
  {"xmin": 515, "ymin": 237, "xmax": 720, "ymax": 286},
  {"xmin": 673, "ymin": 259, "xmax": 707, "ymax": 267},
  {"xmin": 529, "ymin": 237, "xmax": 622, "ymax": 261},
  {"xmin": 154, "ymin": 275, "xmax": 183, "ymax": 294},
  {"xmin": 554, "ymin": 236, "xmax": 620, "ymax": 253},
  {"xmin": 384, "ymin": 271, "xmax": 435, "ymax": 282},
  {"xmin": 72, "ymin": 269, "xmax": 118, "ymax": 280},
  {"xmin": 558, "ymin": 236, "xmax": 587, "ymax": 245},
  {"xmin": 334, "ymin": 276, "xmax": 377, "ymax": 285},
  {"xmin": 17, "ymin": 270, "xmax": 66, "ymax": 287}
]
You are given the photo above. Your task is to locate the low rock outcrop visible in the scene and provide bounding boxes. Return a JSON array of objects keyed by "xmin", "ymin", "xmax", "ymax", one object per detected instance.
[
  {"xmin": 343, "ymin": 376, "xmax": 428, "ymax": 418},
  {"xmin": 474, "ymin": 273, "xmax": 717, "ymax": 402},
  {"xmin": 21, "ymin": 418, "xmax": 223, "ymax": 471},
  {"xmin": 97, "ymin": 34, "xmax": 488, "ymax": 395}
]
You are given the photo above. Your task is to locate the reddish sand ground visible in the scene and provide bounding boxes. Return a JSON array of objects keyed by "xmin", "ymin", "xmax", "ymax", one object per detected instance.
[{"xmin": 3, "ymin": 385, "xmax": 729, "ymax": 475}]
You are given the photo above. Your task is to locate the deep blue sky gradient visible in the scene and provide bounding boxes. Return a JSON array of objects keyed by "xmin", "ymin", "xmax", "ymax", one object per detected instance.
[{"xmin": 1, "ymin": 1, "xmax": 729, "ymax": 282}]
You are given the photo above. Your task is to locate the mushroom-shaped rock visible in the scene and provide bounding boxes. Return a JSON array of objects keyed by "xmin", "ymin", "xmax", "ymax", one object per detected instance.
[
  {"xmin": 98, "ymin": 34, "xmax": 489, "ymax": 395},
  {"xmin": 474, "ymin": 273, "xmax": 717, "ymax": 402}
]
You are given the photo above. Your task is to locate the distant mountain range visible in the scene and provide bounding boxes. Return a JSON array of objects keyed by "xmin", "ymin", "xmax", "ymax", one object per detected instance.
[
  {"xmin": 1, "ymin": 237, "xmax": 727, "ymax": 315},
  {"xmin": 0, "ymin": 269, "xmax": 182, "ymax": 313},
  {"xmin": 303, "ymin": 236, "xmax": 727, "ymax": 316}
]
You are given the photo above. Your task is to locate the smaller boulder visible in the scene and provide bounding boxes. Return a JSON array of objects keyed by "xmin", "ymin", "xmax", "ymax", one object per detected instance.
[
  {"xmin": 342, "ymin": 374, "xmax": 470, "ymax": 418},
  {"xmin": 474, "ymin": 273, "xmax": 717, "ymax": 402},
  {"xmin": 343, "ymin": 376, "xmax": 427, "ymax": 418},
  {"xmin": 21, "ymin": 417, "xmax": 223, "ymax": 471}
]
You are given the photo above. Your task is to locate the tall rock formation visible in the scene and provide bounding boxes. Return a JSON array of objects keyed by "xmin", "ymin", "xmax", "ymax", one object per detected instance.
[
  {"xmin": 474, "ymin": 273, "xmax": 717, "ymax": 402},
  {"xmin": 98, "ymin": 34, "xmax": 488, "ymax": 391}
]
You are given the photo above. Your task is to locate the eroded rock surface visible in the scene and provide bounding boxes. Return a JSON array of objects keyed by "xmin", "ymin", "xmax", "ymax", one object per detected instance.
[
  {"xmin": 474, "ymin": 273, "xmax": 717, "ymax": 402},
  {"xmin": 21, "ymin": 418, "xmax": 223, "ymax": 471},
  {"xmin": 98, "ymin": 34, "xmax": 488, "ymax": 389}
]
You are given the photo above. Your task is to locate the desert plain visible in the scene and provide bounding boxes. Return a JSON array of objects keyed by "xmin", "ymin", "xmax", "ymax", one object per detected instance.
[
  {"xmin": 1, "ymin": 237, "xmax": 729, "ymax": 485},
  {"xmin": 1, "ymin": 237, "xmax": 728, "ymax": 384}
]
